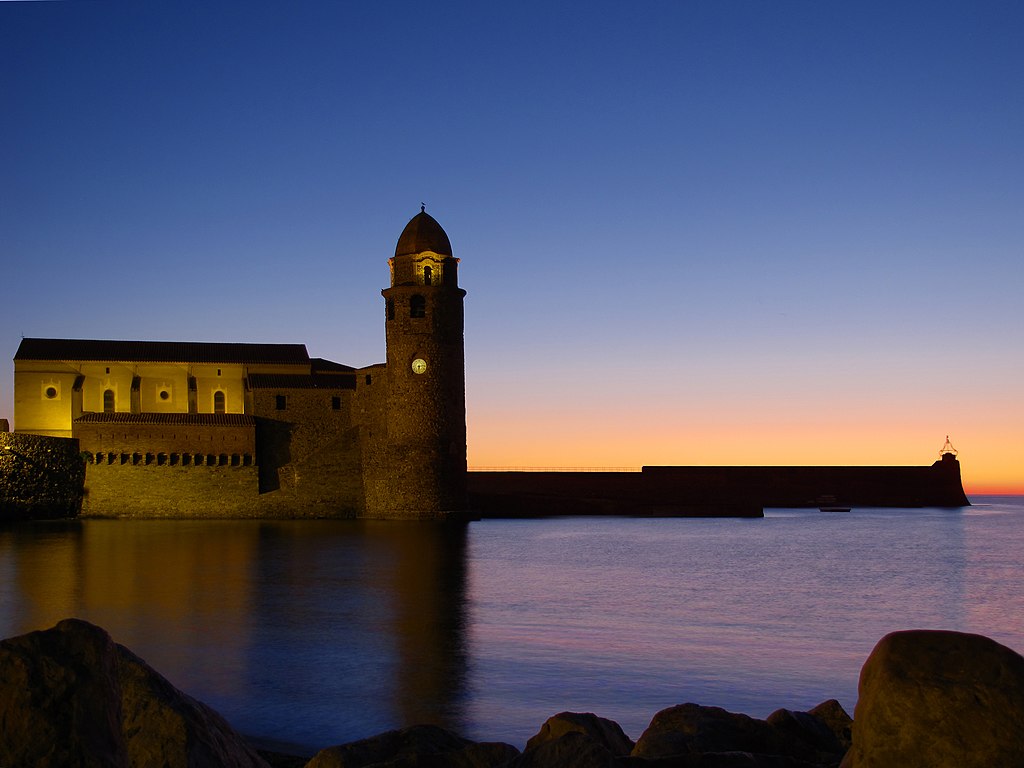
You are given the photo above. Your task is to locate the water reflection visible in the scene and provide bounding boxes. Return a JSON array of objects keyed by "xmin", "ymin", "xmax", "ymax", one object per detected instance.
[
  {"xmin": 0, "ymin": 519, "xmax": 469, "ymax": 750},
  {"xmin": 2, "ymin": 502, "xmax": 1024, "ymax": 751},
  {"xmin": 463, "ymin": 507, "xmax": 986, "ymax": 744}
]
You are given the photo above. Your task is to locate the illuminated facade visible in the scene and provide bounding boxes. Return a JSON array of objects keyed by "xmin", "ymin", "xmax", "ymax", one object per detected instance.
[
  {"xmin": 13, "ymin": 340, "xmax": 314, "ymax": 438},
  {"xmin": 11, "ymin": 210, "xmax": 468, "ymax": 520}
]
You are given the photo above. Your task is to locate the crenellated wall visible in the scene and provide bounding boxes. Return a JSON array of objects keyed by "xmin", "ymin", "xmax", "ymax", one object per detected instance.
[
  {"xmin": 79, "ymin": 426, "xmax": 365, "ymax": 518},
  {"xmin": 74, "ymin": 414, "xmax": 257, "ymax": 460}
]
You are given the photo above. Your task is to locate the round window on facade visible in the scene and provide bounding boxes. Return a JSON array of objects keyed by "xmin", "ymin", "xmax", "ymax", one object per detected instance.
[
  {"xmin": 159, "ymin": 389, "xmax": 170, "ymax": 401},
  {"xmin": 44, "ymin": 386, "xmax": 58, "ymax": 399}
]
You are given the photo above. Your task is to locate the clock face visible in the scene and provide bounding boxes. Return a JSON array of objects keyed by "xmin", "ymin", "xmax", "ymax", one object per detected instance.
[{"xmin": 411, "ymin": 358, "xmax": 427, "ymax": 374}]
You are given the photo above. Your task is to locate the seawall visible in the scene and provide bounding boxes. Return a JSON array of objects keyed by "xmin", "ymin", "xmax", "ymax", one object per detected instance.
[
  {"xmin": 79, "ymin": 431, "xmax": 365, "ymax": 518},
  {"xmin": 467, "ymin": 456, "xmax": 970, "ymax": 517}
]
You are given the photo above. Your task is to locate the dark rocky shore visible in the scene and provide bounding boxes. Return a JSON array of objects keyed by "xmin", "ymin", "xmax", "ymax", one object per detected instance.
[{"xmin": 2, "ymin": 620, "xmax": 1023, "ymax": 767}]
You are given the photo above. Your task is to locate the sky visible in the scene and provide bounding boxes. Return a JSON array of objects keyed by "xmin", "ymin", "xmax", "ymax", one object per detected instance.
[{"xmin": 2, "ymin": 1, "xmax": 1022, "ymax": 493}]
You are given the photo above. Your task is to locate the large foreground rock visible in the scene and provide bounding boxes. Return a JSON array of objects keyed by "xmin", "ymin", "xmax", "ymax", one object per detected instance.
[
  {"xmin": 845, "ymin": 629, "xmax": 1024, "ymax": 767},
  {"xmin": 0, "ymin": 618, "xmax": 268, "ymax": 768}
]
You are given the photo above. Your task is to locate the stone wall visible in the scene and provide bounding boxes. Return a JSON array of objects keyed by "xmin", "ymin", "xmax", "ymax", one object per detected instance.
[
  {"xmin": 75, "ymin": 379, "xmax": 367, "ymax": 518},
  {"xmin": 251, "ymin": 383, "xmax": 351, "ymax": 492},
  {"xmin": 80, "ymin": 427, "xmax": 365, "ymax": 518},
  {"xmin": 352, "ymin": 365, "xmax": 390, "ymax": 517},
  {"xmin": 81, "ymin": 462, "xmax": 259, "ymax": 517},
  {"xmin": 0, "ymin": 432, "xmax": 85, "ymax": 520}
]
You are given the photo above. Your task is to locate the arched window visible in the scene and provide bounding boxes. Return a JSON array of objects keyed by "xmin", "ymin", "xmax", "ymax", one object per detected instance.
[
  {"xmin": 103, "ymin": 389, "xmax": 115, "ymax": 413},
  {"xmin": 386, "ymin": 298, "xmax": 395, "ymax": 321},
  {"xmin": 423, "ymin": 266, "xmax": 432, "ymax": 286},
  {"xmin": 410, "ymin": 294, "xmax": 426, "ymax": 318},
  {"xmin": 214, "ymin": 390, "xmax": 226, "ymax": 414}
]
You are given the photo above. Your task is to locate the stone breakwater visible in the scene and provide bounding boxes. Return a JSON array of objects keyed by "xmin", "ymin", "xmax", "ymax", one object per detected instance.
[{"xmin": 2, "ymin": 621, "xmax": 1024, "ymax": 768}]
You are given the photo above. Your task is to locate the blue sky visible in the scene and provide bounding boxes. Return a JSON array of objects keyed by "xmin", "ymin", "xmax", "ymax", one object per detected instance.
[{"xmin": 2, "ymin": 1, "xmax": 1022, "ymax": 489}]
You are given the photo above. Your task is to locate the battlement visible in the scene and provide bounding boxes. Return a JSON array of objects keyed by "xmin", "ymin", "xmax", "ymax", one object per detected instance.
[{"xmin": 85, "ymin": 451, "xmax": 254, "ymax": 467}]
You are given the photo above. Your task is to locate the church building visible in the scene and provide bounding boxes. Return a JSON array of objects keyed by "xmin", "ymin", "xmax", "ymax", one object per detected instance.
[{"xmin": 11, "ymin": 209, "xmax": 468, "ymax": 520}]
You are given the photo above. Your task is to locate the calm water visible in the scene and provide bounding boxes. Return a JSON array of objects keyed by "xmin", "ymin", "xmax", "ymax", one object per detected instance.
[{"xmin": 1, "ymin": 496, "xmax": 1023, "ymax": 752}]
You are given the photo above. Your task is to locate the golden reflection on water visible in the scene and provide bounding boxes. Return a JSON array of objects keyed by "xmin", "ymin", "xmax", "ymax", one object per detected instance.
[
  {"xmin": 0, "ymin": 519, "xmax": 470, "ymax": 748},
  {"xmin": 1, "ymin": 520, "xmax": 262, "ymax": 699}
]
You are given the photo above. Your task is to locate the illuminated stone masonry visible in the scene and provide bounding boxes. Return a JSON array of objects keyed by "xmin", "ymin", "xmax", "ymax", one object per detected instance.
[{"xmin": 11, "ymin": 210, "xmax": 469, "ymax": 520}]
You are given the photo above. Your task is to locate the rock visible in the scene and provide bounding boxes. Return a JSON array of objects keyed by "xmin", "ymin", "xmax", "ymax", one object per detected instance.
[
  {"xmin": 0, "ymin": 618, "xmax": 269, "ymax": 768},
  {"xmin": 631, "ymin": 703, "xmax": 841, "ymax": 767},
  {"xmin": 440, "ymin": 741, "xmax": 522, "ymax": 768},
  {"xmin": 116, "ymin": 643, "xmax": 269, "ymax": 767},
  {"xmin": 846, "ymin": 629, "xmax": 1024, "ymax": 767},
  {"xmin": 256, "ymin": 751, "xmax": 312, "ymax": 768},
  {"xmin": 764, "ymin": 708, "xmax": 843, "ymax": 763},
  {"xmin": 509, "ymin": 730, "xmax": 617, "ymax": 768},
  {"xmin": 525, "ymin": 712, "xmax": 635, "ymax": 756},
  {"xmin": 0, "ymin": 618, "xmax": 126, "ymax": 768},
  {"xmin": 306, "ymin": 724, "xmax": 518, "ymax": 768},
  {"xmin": 632, "ymin": 703, "xmax": 786, "ymax": 759},
  {"xmin": 625, "ymin": 755, "xmax": 825, "ymax": 768},
  {"xmin": 806, "ymin": 700, "xmax": 851, "ymax": 752}
]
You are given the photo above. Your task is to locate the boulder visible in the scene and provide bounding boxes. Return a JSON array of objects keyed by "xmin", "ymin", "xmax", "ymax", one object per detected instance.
[
  {"xmin": 805, "ymin": 700, "xmax": 851, "ymax": 752},
  {"xmin": 845, "ymin": 629, "xmax": 1024, "ymax": 767},
  {"xmin": 632, "ymin": 703, "xmax": 790, "ymax": 759},
  {"xmin": 116, "ymin": 643, "xmax": 270, "ymax": 767},
  {"xmin": 0, "ymin": 618, "xmax": 126, "ymax": 768},
  {"xmin": 765, "ymin": 708, "xmax": 843, "ymax": 764},
  {"xmin": 631, "ymin": 703, "xmax": 841, "ymax": 767},
  {"xmin": 306, "ymin": 724, "xmax": 519, "ymax": 768},
  {"xmin": 627, "ymin": 755, "xmax": 828, "ymax": 768},
  {"xmin": 525, "ymin": 711, "xmax": 635, "ymax": 756},
  {"xmin": 508, "ymin": 730, "xmax": 616, "ymax": 768},
  {"xmin": 0, "ymin": 618, "xmax": 269, "ymax": 768}
]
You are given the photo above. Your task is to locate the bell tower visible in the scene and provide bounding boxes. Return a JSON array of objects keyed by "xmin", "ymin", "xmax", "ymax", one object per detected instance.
[{"xmin": 363, "ymin": 207, "xmax": 467, "ymax": 519}]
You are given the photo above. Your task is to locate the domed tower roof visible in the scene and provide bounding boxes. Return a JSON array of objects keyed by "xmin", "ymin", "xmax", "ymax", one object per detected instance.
[{"xmin": 395, "ymin": 207, "xmax": 453, "ymax": 258}]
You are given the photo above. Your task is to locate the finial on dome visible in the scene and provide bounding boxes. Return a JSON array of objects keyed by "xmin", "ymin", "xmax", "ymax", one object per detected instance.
[{"xmin": 421, "ymin": 203, "xmax": 425, "ymax": 213}]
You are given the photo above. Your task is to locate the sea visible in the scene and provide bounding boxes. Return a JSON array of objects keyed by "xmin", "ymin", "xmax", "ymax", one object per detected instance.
[{"xmin": 1, "ymin": 495, "xmax": 1022, "ymax": 753}]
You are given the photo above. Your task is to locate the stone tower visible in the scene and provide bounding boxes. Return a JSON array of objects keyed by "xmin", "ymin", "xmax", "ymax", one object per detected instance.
[{"xmin": 364, "ymin": 208, "xmax": 467, "ymax": 519}]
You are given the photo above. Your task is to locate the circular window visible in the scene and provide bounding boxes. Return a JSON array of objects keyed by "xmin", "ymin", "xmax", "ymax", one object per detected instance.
[
  {"xmin": 159, "ymin": 390, "xmax": 170, "ymax": 401},
  {"xmin": 44, "ymin": 386, "xmax": 58, "ymax": 399}
]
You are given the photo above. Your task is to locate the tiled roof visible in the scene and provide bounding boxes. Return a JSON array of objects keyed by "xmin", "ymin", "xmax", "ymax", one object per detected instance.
[
  {"xmin": 311, "ymin": 357, "xmax": 356, "ymax": 373},
  {"xmin": 75, "ymin": 413, "xmax": 255, "ymax": 427},
  {"xmin": 248, "ymin": 373, "xmax": 355, "ymax": 390},
  {"xmin": 15, "ymin": 338, "xmax": 310, "ymax": 365}
]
